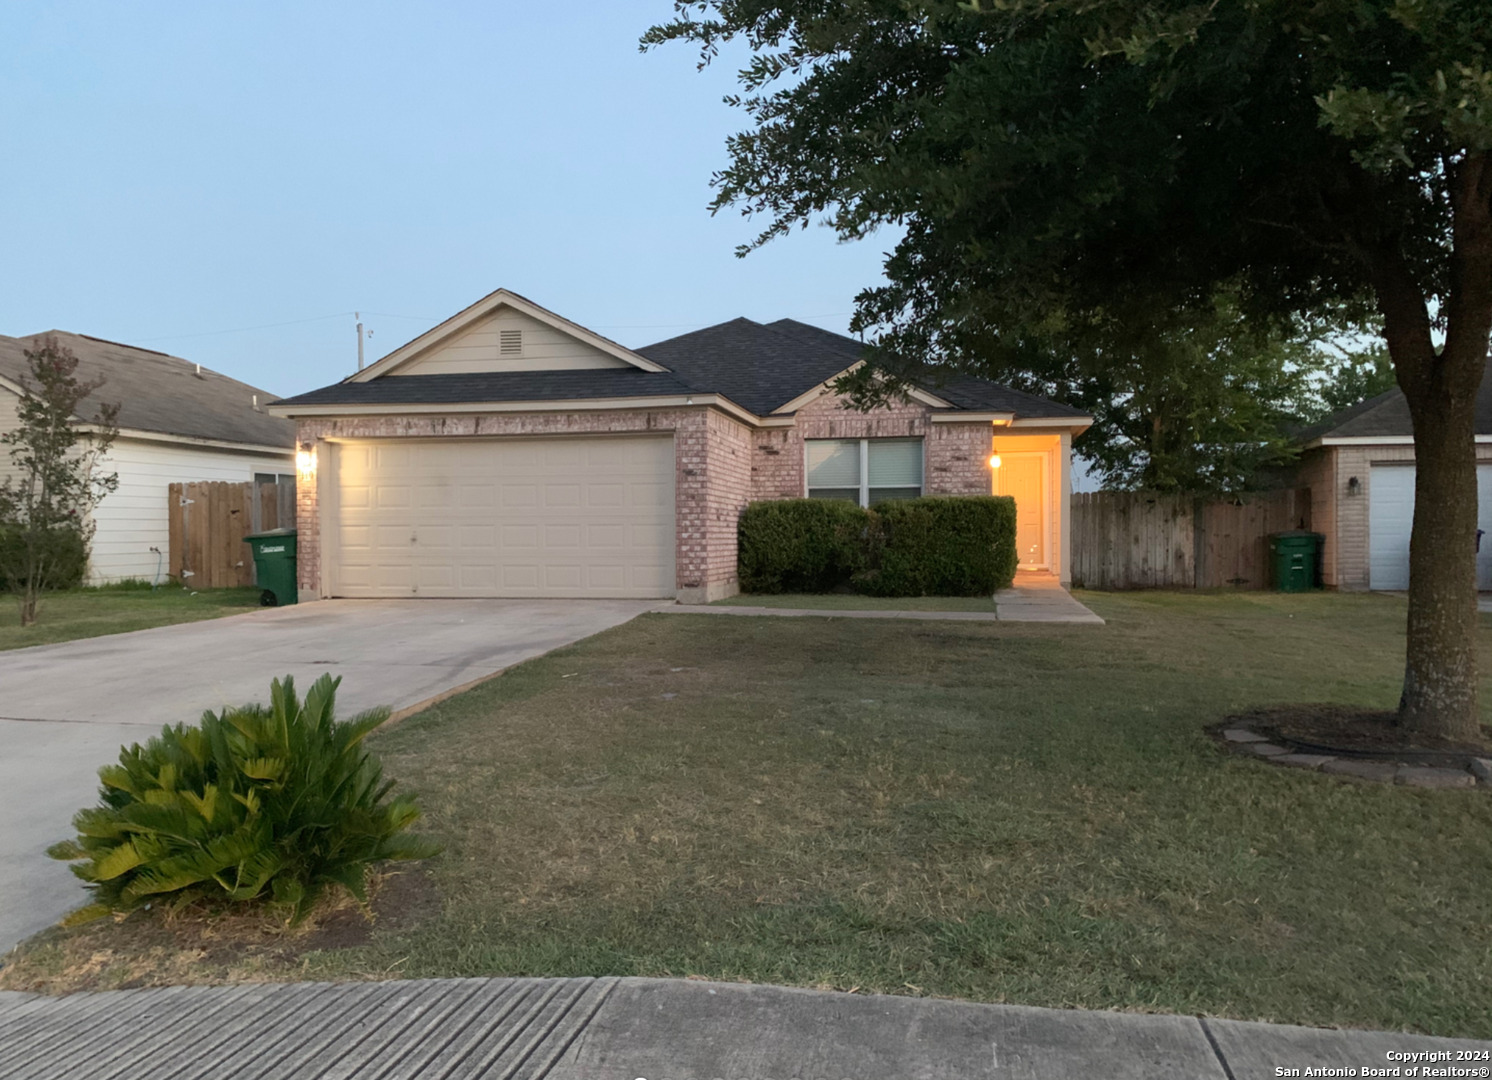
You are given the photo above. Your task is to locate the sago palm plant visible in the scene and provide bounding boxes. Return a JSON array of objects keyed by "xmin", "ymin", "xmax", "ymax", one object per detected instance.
[{"xmin": 48, "ymin": 673, "xmax": 439, "ymax": 925}]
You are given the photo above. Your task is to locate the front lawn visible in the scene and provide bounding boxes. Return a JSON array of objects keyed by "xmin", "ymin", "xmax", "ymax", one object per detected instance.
[
  {"xmin": 7, "ymin": 591, "xmax": 1492, "ymax": 1038},
  {"xmin": 0, "ymin": 584, "xmax": 262, "ymax": 651}
]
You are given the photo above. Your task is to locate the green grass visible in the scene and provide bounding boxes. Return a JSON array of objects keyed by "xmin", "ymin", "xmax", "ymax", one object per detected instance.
[
  {"xmin": 9, "ymin": 590, "xmax": 1492, "ymax": 1037},
  {"xmin": 0, "ymin": 584, "xmax": 263, "ymax": 651},
  {"xmin": 715, "ymin": 592, "xmax": 998, "ymax": 611}
]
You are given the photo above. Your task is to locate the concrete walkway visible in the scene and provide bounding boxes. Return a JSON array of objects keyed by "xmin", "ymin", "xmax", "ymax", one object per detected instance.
[
  {"xmin": 656, "ymin": 572, "xmax": 1104, "ymax": 624},
  {"xmin": 0, "ymin": 599, "xmax": 654, "ymax": 952},
  {"xmin": 0, "ymin": 976, "xmax": 1483, "ymax": 1079}
]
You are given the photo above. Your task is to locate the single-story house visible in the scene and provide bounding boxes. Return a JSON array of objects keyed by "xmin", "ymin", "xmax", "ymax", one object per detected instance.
[
  {"xmin": 1295, "ymin": 359, "xmax": 1492, "ymax": 590},
  {"xmin": 270, "ymin": 289, "xmax": 1093, "ymax": 603},
  {"xmin": 0, "ymin": 331, "xmax": 296, "ymax": 584}
]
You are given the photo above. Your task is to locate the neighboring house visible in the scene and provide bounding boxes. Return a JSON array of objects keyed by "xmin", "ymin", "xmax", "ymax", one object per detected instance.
[
  {"xmin": 1295, "ymin": 358, "xmax": 1492, "ymax": 591},
  {"xmin": 0, "ymin": 331, "xmax": 295, "ymax": 583},
  {"xmin": 270, "ymin": 289, "xmax": 1092, "ymax": 603}
]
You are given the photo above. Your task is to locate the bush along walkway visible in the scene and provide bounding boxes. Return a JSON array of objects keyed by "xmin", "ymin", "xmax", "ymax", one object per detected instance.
[
  {"xmin": 659, "ymin": 572, "xmax": 1104, "ymax": 624},
  {"xmin": 1, "ymin": 976, "xmax": 1487, "ymax": 1080}
]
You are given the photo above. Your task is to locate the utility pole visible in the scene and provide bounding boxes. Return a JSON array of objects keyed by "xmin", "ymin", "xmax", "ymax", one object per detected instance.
[{"xmin": 356, "ymin": 312, "xmax": 365, "ymax": 371}]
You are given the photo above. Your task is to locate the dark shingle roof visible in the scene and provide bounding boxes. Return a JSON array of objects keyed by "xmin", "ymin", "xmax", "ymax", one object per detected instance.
[
  {"xmin": 1300, "ymin": 356, "xmax": 1492, "ymax": 441},
  {"xmin": 275, "ymin": 367, "xmax": 698, "ymax": 408},
  {"xmin": 633, "ymin": 318, "xmax": 856, "ymax": 415},
  {"xmin": 274, "ymin": 315, "xmax": 1089, "ymax": 422},
  {"xmin": 0, "ymin": 331, "xmax": 294, "ymax": 448},
  {"xmin": 764, "ymin": 319, "xmax": 1089, "ymax": 418}
]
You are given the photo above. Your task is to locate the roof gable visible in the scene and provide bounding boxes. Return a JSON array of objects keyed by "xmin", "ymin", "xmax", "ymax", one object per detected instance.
[
  {"xmin": 274, "ymin": 307, "xmax": 1091, "ymax": 426},
  {"xmin": 764, "ymin": 318, "xmax": 1089, "ymax": 420},
  {"xmin": 0, "ymin": 332, "xmax": 294, "ymax": 449},
  {"xmin": 1301, "ymin": 356, "xmax": 1492, "ymax": 442},
  {"xmin": 353, "ymin": 289, "xmax": 666, "ymax": 381}
]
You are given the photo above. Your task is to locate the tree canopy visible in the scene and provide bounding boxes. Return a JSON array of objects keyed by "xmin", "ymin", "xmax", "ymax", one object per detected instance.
[{"xmin": 648, "ymin": 0, "xmax": 1492, "ymax": 738}]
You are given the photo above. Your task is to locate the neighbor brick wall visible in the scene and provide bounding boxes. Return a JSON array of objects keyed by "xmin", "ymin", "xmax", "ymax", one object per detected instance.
[
  {"xmin": 1304, "ymin": 442, "xmax": 1492, "ymax": 591},
  {"xmin": 293, "ymin": 406, "xmax": 752, "ymax": 602},
  {"xmin": 1332, "ymin": 443, "xmax": 1416, "ymax": 591},
  {"xmin": 747, "ymin": 388, "xmax": 991, "ymax": 499},
  {"xmin": 1295, "ymin": 447, "xmax": 1338, "ymax": 586}
]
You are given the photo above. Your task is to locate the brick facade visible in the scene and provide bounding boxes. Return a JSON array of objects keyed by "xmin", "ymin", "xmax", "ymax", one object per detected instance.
[
  {"xmin": 1300, "ymin": 442, "xmax": 1492, "ymax": 590},
  {"xmin": 748, "ymin": 388, "xmax": 991, "ymax": 500},
  {"xmin": 294, "ymin": 406, "xmax": 753, "ymax": 603},
  {"xmin": 296, "ymin": 394, "xmax": 996, "ymax": 603}
]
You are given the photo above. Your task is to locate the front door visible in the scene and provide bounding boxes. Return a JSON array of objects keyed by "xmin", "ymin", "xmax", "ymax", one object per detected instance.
[{"xmin": 997, "ymin": 452, "xmax": 1047, "ymax": 569}]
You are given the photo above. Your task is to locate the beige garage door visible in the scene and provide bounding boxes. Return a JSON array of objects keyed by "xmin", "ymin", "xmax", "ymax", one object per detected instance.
[{"xmin": 330, "ymin": 436, "xmax": 675, "ymax": 598}]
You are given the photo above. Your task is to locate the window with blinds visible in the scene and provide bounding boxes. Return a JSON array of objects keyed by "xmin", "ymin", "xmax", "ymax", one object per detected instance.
[{"xmin": 805, "ymin": 438, "xmax": 923, "ymax": 506}]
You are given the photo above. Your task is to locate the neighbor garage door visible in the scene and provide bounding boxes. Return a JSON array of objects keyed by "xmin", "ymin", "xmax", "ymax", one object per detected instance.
[
  {"xmin": 1369, "ymin": 463, "xmax": 1492, "ymax": 590},
  {"xmin": 329, "ymin": 436, "xmax": 675, "ymax": 598}
]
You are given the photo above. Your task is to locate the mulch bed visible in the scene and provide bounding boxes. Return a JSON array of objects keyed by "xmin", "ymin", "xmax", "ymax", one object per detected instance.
[
  {"xmin": 1, "ymin": 869, "xmax": 441, "ymax": 994},
  {"xmin": 1222, "ymin": 704, "xmax": 1492, "ymax": 764}
]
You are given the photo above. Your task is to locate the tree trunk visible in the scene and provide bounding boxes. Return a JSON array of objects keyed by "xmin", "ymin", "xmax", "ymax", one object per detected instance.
[
  {"xmin": 19, "ymin": 586, "xmax": 37, "ymax": 627},
  {"xmin": 1372, "ymin": 153, "xmax": 1492, "ymax": 741},
  {"xmin": 1398, "ymin": 388, "xmax": 1480, "ymax": 739}
]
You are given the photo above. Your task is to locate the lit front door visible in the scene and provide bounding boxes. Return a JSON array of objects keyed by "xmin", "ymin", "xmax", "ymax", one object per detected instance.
[{"xmin": 996, "ymin": 452, "xmax": 1047, "ymax": 569}]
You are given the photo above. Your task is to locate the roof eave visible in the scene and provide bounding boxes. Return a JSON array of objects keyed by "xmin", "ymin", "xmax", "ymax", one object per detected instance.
[{"xmin": 270, "ymin": 392, "xmax": 763, "ymax": 428}]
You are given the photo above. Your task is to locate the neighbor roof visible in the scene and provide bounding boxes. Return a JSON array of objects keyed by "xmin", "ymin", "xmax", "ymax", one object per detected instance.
[
  {"xmin": 0, "ymin": 331, "xmax": 294, "ymax": 448},
  {"xmin": 1299, "ymin": 356, "xmax": 1492, "ymax": 442},
  {"xmin": 273, "ymin": 315, "xmax": 1090, "ymax": 422}
]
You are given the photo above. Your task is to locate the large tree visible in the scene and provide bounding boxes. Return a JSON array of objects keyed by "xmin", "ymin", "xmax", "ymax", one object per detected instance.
[{"xmin": 647, "ymin": 0, "xmax": 1492, "ymax": 740}]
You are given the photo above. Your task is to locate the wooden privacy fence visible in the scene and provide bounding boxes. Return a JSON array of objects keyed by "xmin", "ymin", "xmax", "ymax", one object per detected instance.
[
  {"xmin": 1070, "ymin": 488, "xmax": 1312, "ymax": 590},
  {"xmin": 168, "ymin": 480, "xmax": 296, "ymax": 588}
]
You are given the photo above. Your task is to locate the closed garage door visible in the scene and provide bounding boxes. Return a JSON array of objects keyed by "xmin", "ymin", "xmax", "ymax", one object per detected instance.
[
  {"xmin": 1369, "ymin": 463, "xmax": 1492, "ymax": 590},
  {"xmin": 330, "ymin": 436, "xmax": 675, "ymax": 598}
]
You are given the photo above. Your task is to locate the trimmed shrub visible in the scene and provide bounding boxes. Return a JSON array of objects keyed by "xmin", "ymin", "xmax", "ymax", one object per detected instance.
[
  {"xmin": 0, "ymin": 525, "xmax": 87, "ymax": 592},
  {"xmin": 859, "ymin": 495, "xmax": 1018, "ymax": 597},
  {"xmin": 738, "ymin": 498, "xmax": 872, "ymax": 593},
  {"xmin": 48, "ymin": 673, "xmax": 439, "ymax": 925}
]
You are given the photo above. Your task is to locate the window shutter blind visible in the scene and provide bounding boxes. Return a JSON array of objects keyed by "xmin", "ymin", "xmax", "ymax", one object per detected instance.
[
  {"xmin": 867, "ymin": 439, "xmax": 923, "ymax": 487},
  {"xmin": 806, "ymin": 440, "xmax": 861, "ymax": 488}
]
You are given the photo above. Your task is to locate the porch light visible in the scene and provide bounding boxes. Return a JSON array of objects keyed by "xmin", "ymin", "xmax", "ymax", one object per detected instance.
[
  {"xmin": 988, "ymin": 453, "xmax": 1002, "ymax": 470},
  {"xmin": 296, "ymin": 444, "xmax": 317, "ymax": 479},
  {"xmin": 1347, "ymin": 475, "xmax": 1361, "ymax": 497}
]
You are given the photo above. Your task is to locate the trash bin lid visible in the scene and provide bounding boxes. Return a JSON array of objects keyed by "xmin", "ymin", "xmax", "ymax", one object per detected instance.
[{"xmin": 244, "ymin": 528, "xmax": 298, "ymax": 540}]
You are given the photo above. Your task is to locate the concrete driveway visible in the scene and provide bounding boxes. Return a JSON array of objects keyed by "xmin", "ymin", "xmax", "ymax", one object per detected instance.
[{"xmin": 0, "ymin": 598, "xmax": 653, "ymax": 953}]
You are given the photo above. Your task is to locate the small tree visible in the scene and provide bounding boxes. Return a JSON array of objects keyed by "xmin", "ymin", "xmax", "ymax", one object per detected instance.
[{"xmin": 0, "ymin": 337, "xmax": 119, "ymax": 625}]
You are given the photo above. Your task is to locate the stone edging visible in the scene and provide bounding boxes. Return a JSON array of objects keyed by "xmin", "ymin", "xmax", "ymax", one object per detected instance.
[{"xmin": 1221, "ymin": 728, "xmax": 1492, "ymax": 789}]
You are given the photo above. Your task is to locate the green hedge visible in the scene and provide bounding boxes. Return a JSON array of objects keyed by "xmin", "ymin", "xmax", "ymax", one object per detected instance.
[
  {"xmin": 861, "ymin": 496, "xmax": 1019, "ymax": 597},
  {"xmin": 736, "ymin": 495, "xmax": 1018, "ymax": 597},
  {"xmin": 738, "ymin": 499, "xmax": 872, "ymax": 593},
  {"xmin": 0, "ymin": 526, "xmax": 88, "ymax": 592}
]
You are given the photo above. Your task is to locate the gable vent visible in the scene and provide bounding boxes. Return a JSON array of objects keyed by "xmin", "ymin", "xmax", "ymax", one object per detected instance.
[{"xmin": 499, "ymin": 329, "xmax": 522, "ymax": 355}]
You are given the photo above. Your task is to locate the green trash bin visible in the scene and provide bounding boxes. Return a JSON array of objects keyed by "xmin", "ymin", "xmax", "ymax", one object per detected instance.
[
  {"xmin": 244, "ymin": 529, "xmax": 298, "ymax": 607},
  {"xmin": 1268, "ymin": 530, "xmax": 1322, "ymax": 593}
]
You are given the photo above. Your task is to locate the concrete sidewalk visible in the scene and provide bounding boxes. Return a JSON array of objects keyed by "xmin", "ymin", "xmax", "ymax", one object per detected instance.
[
  {"xmin": 0, "ymin": 976, "xmax": 1483, "ymax": 1079},
  {"xmin": 657, "ymin": 572, "xmax": 1104, "ymax": 625}
]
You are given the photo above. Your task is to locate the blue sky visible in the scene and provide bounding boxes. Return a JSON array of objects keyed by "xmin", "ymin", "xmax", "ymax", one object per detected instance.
[{"xmin": 0, "ymin": 2, "xmax": 893, "ymax": 396}]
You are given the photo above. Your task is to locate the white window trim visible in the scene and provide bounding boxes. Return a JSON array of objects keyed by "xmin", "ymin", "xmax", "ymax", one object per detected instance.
[{"xmin": 804, "ymin": 437, "xmax": 925, "ymax": 507}]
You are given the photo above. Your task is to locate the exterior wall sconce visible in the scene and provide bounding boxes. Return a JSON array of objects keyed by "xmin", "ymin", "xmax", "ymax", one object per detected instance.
[
  {"xmin": 988, "ymin": 453, "xmax": 1003, "ymax": 470},
  {"xmin": 296, "ymin": 443, "xmax": 317, "ymax": 480},
  {"xmin": 1347, "ymin": 475, "xmax": 1361, "ymax": 497}
]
